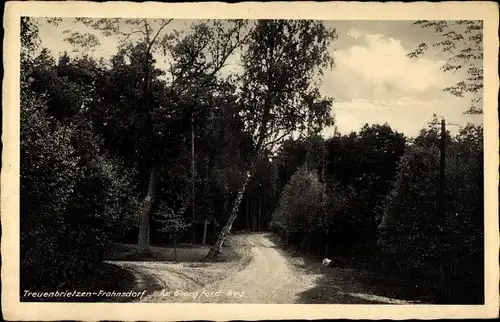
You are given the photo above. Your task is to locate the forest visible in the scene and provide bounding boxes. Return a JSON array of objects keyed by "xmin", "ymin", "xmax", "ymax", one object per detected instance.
[{"xmin": 20, "ymin": 18, "xmax": 484, "ymax": 304}]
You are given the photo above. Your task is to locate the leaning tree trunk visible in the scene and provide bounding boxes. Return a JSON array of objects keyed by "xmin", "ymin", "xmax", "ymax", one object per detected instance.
[
  {"xmin": 206, "ymin": 170, "xmax": 252, "ymax": 260},
  {"xmin": 137, "ymin": 167, "xmax": 159, "ymax": 255}
]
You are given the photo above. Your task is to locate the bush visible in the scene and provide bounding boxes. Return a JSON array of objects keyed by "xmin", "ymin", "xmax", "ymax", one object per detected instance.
[
  {"xmin": 272, "ymin": 166, "xmax": 326, "ymax": 248},
  {"xmin": 20, "ymin": 89, "xmax": 138, "ymax": 291}
]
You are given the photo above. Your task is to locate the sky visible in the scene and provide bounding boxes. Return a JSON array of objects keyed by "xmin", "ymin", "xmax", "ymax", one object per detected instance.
[{"xmin": 34, "ymin": 19, "xmax": 483, "ymax": 138}]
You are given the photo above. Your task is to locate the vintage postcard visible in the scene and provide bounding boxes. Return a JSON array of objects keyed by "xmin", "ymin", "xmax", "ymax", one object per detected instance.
[{"xmin": 2, "ymin": 1, "xmax": 499, "ymax": 320}]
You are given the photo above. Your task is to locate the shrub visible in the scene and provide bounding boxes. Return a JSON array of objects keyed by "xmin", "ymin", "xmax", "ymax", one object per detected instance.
[
  {"xmin": 273, "ymin": 166, "xmax": 326, "ymax": 244},
  {"xmin": 20, "ymin": 89, "xmax": 139, "ymax": 291},
  {"xmin": 21, "ymin": 90, "xmax": 80, "ymax": 290}
]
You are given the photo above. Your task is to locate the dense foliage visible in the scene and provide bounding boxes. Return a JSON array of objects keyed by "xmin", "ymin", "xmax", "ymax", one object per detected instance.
[
  {"xmin": 377, "ymin": 123, "xmax": 484, "ymax": 302},
  {"xmin": 273, "ymin": 166, "xmax": 327, "ymax": 248},
  {"xmin": 271, "ymin": 122, "xmax": 483, "ymax": 303},
  {"xmin": 20, "ymin": 41, "xmax": 139, "ymax": 291},
  {"xmin": 20, "ymin": 17, "xmax": 484, "ymax": 303}
]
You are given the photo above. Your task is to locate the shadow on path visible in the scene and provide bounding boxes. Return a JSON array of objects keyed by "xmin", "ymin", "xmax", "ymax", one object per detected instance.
[{"xmin": 266, "ymin": 234, "xmax": 428, "ymax": 304}]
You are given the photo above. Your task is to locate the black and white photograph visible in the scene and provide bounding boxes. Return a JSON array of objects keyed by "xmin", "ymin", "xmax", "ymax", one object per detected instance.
[{"xmin": 2, "ymin": 1, "xmax": 499, "ymax": 320}]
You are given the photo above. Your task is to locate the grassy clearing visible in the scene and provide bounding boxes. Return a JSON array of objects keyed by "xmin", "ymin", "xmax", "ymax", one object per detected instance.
[{"xmin": 104, "ymin": 242, "xmax": 240, "ymax": 263}]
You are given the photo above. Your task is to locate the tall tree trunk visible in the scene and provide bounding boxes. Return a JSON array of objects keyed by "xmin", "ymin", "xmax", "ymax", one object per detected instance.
[
  {"xmin": 137, "ymin": 167, "xmax": 160, "ymax": 255},
  {"xmin": 212, "ymin": 219, "xmax": 217, "ymax": 242},
  {"xmin": 251, "ymin": 204, "xmax": 256, "ymax": 231},
  {"xmin": 206, "ymin": 170, "xmax": 252, "ymax": 260},
  {"xmin": 191, "ymin": 114, "xmax": 196, "ymax": 245},
  {"xmin": 300, "ymin": 235, "xmax": 307, "ymax": 253}
]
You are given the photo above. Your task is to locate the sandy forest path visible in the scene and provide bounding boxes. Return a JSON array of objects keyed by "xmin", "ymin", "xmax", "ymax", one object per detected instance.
[
  {"xmin": 165, "ymin": 232, "xmax": 320, "ymax": 303},
  {"xmin": 109, "ymin": 233, "xmax": 416, "ymax": 304}
]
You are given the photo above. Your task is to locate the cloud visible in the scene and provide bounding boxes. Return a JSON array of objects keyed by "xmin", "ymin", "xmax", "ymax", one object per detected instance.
[
  {"xmin": 318, "ymin": 27, "xmax": 481, "ymax": 138},
  {"xmin": 346, "ymin": 28, "xmax": 363, "ymax": 40},
  {"xmin": 322, "ymin": 96, "xmax": 481, "ymax": 138},
  {"xmin": 323, "ymin": 29, "xmax": 460, "ymax": 102}
]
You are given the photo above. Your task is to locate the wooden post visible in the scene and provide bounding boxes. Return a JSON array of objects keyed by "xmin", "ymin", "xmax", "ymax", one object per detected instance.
[
  {"xmin": 245, "ymin": 197, "xmax": 250, "ymax": 230},
  {"xmin": 173, "ymin": 232, "xmax": 178, "ymax": 262},
  {"xmin": 258, "ymin": 199, "xmax": 262, "ymax": 231},
  {"xmin": 202, "ymin": 219, "xmax": 208, "ymax": 246},
  {"xmin": 324, "ymin": 232, "xmax": 329, "ymax": 258}
]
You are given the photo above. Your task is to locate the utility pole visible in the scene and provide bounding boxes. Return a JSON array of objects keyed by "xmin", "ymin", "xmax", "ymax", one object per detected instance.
[
  {"xmin": 429, "ymin": 117, "xmax": 459, "ymax": 221},
  {"xmin": 432, "ymin": 117, "xmax": 447, "ymax": 289},
  {"xmin": 437, "ymin": 118, "xmax": 446, "ymax": 224},
  {"xmin": 321, "ymin": 137, "xmax": 326, "ymax": 182},
  {"xmin": 433, "ymin": 117, "xmax": 461, "ymax": 294}
]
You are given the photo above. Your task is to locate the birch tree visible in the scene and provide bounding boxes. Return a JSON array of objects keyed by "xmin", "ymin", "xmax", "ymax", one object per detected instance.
[{"xmin": 207, "ymin": 20, "xmax": 337, "ymax": 259}]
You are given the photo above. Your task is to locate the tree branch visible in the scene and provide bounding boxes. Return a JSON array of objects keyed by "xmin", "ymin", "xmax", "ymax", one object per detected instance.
[
  {"xmin": 148, "ymin": 19, "xmax": 173, "ymax": 52},
  {"xmin": 120, "ymin": 29, "xmax": 147, "ymax": 42},
  {"xmin": 261, "ymin": 130, "xmax": 292, "ymax": 150}
]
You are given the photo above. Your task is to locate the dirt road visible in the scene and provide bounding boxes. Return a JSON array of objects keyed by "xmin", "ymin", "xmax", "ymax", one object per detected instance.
[
  {"xmin": 110, "ymin": 233, "xmax": 416, "ymax": 304},
  {"xmin": 175, "ymin": 233, "xmax": 321, "ymax": 303}
]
